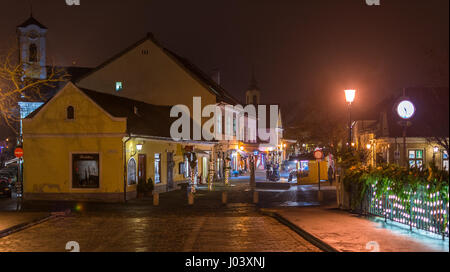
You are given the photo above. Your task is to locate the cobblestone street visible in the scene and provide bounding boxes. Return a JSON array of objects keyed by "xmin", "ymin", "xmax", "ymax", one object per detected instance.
[{"xmin": 0, "ymin": 204, "xmax": 320, "ymax": 252}]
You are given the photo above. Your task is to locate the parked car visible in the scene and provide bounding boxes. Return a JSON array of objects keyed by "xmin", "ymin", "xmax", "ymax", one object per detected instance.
[
  {"xmin": 0, "ymin": 180, "xmax": 12, "ymax": 198},
  {"xmin": 0, "ymin": 167, "xmax": 17, "ymax": 182}
]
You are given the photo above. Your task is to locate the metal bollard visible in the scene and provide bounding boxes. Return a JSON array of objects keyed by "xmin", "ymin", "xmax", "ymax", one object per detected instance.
[
  {"xmin": 222, "ymin": 191, "xmax": 227, "ymax": 204},
  {"xmin": 153, "ymin": 192, "xmax": 159, "ymax": 206},
  {"xmin": 188, "ymin": 192, "xmax": 194, "ymax": 205},
  {"xmin": 253, "ymin": 191, "xmax": 259, "ymax": 204}
]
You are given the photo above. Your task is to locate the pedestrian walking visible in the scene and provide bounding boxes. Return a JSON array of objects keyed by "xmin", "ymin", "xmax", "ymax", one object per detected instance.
[{"xmin": 328, "ymin": 165, "xmax": 334, "ymax": 186}]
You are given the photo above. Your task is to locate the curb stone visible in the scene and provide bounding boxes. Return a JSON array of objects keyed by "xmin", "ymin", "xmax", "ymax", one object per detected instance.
[
  {"xmin": 259, "ymin": 209, "xmax": 339, "ymax": 252},
  {"xmin": 0, "ymin": 214, "xmax": 58, "ymax": 239}
]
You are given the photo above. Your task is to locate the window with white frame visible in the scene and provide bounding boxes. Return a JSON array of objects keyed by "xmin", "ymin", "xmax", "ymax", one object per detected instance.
[
  {"xmin": 154, "ymin": 153, "xmax": 161, "ymax": 183},
  {"xmin": 127, "ymin": 158, "xmax": 137, "ymax": 185},
  {"xmin": 408, "ymin": 149, "xmax": 423, "ymax": 169},
  {"xmin": 443, "ymin": 150, "xmax": 448, "ymax": 171}
]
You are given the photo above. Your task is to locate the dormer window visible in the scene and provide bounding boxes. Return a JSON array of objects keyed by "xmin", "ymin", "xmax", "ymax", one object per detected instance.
[
  {"xmin": 67, "ymin": 106, "xmax": 75, "ymax": 120},
  {"xmin": 115, "ymin": 82, "xmax": 123, "ymax": 92}
]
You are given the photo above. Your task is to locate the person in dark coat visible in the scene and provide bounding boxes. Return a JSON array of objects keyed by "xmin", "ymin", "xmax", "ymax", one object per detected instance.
[{"xmin": 328, "ymin": 165, "xmax": 334, "ymax": 185}]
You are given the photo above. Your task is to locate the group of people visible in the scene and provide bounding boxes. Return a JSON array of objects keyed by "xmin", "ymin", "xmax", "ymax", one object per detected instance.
[{"xmin": 265, "ymin": 162, "xmax": 281, "ymax": 181}]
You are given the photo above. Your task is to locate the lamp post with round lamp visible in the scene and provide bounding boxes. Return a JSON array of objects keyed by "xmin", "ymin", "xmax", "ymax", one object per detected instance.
[
  {"xmin": 395, "ymin": 97, "xmax": 415, "ymax": 167},
  {"xmin": 433, "ymin": 146, "xmax": 439, "ymax": 166},
  {"xmin": 345, "ymin": 90, "xmax": 356, "ymax": 148}
]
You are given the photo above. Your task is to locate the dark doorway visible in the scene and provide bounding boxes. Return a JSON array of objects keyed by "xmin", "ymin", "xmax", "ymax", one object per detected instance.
[
  {"xmin": 138, "ymin": 154, "xmax": 146, "ymax": 183},
  {"xmin": 167, "ymin": 152, "xmax": 174, "ymax": 190}
]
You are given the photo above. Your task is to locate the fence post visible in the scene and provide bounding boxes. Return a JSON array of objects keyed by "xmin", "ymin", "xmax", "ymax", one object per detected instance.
[
  {"xmin": 253, "ymin": 191, "xmax": 259, "ymax": 204},
  {"xmin": 222, "ymin": 191, "xmax": 227, "ymax": 204},
  {"xmin": 336, "ymin": 174, "xmax": 341, "ymax": 208},
  {"xmin": 188, "ymin": 192, "xmax": 194, "ymax": 205},
  {"xmin": 409, "ymin": 194, "xmax": 413, "ymax": 231},
  {"xmin": 384, "ymin": 191, "xmax": 387, "ymax": 223},
  {"xmin": 443, "ymin": 196, "xmax": 446, "ymax": 240},
  {"xmin": 153, "ymin": 192, "xmax": 159, "ymax": 206}
]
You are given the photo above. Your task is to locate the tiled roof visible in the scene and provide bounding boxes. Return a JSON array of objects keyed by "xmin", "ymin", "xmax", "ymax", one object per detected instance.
[
  {"xmin": 26, "ymin": 86, "xmax": 214, "ymax": 141},
  {"xmin": 17, "ymin": 16, "xmax": 47, "ymax": 29},
  {"xmin": 75, "ymin": 33, "xmax": 241, "ymax": 105},
  {"xmin": 79, "ymin": 88, "xmax": 175, "ymax": 138}
]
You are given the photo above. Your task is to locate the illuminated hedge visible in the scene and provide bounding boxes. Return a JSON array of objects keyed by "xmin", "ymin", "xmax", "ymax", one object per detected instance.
[{"xmin": 344, "ymin": 164, "xmax": 449, "ymax": 237}]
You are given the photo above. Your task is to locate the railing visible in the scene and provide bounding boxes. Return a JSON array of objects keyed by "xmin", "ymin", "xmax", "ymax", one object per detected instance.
[{"xmin": 364, "ymin": 184, "xmax": 449, "ymax": 238}]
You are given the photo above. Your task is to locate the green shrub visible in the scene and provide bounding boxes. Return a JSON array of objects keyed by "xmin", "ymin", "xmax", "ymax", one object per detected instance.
[{"xmin": 343, "ymin": 163, "xmax": 449, "ymax": 209}]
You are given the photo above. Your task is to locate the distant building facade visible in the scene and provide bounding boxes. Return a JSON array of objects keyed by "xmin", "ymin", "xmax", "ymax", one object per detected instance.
[
  {"xmin": 353, "ymin": 87, "xmax": 449, "ymax": 171},
  {"xmin": 15, "ymin": 15, "xmax": 287, "ymax": 201}
]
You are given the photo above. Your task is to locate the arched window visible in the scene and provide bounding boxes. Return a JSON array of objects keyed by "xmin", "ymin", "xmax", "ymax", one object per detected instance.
[
  {"xmin": 29, "ymin": 44, "xmax": 38, "ymax": 62},
  {"xmin": 67, "ymin": 106, "xmax": 74, "ymax": 120},
  {"xmin": 127, "ymin": 158, "xmax": 137, "ymax": 185}
]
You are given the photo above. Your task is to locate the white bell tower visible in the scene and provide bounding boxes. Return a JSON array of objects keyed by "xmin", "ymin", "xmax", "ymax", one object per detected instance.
[{"xmin": 16, "ymin": 15, "xmax": 48, "ymax": 79}]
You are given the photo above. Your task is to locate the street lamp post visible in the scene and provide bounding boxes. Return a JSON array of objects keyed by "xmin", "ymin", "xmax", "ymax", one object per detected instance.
[
  {"xmin": 345, "ymin": 90, "xmax": 356, "ymax": 147},
  {"xmin": 433, "ymin": 146, "xmax": 439, "ymax": 166},
  {"xmin": 395, "ymin": 98, "xmax": 415, "ymax": 167}
]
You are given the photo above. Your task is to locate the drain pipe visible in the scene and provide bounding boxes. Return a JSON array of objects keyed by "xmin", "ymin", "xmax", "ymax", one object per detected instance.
[{"xmin": 123, "ymin": 135, "xmax": 132, "ymax": 203}]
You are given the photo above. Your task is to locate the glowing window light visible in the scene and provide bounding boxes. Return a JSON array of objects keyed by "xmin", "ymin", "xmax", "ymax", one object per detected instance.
[{"xmin": 115, "ymin": 81, "xmax": 123, "ymax": 92}]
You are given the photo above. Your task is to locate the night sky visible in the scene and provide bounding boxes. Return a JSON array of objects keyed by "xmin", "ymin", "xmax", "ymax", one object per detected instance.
[{"xmin": 1, "ymin": 0, "xmax": 448, "ymax": 115}]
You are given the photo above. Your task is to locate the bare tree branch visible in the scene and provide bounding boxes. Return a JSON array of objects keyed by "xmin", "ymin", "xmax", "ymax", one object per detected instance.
[{"xmin": 0, "ymin": 46, "xmax": 69, "ymax": 134}]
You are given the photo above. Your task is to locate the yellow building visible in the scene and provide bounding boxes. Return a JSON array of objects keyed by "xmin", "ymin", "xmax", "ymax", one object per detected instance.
[
  {"xmin": 75, "ymin": 34, "xmax": 286, "ymax": 176},
  {"xmin": 21, "ymin": 32, "xmax": 289, "ymax": 201},
  {"xmin": 76, "ymin": 33, "xmax": 238, "ymax": 111},
  {"xmin": 22, "ymin": 83, "xmax": 214, "ymax": 202}
]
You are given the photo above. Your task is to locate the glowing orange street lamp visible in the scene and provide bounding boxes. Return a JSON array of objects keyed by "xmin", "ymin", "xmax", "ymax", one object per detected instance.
[
  {"xmin": 345, "ymin": 89, "xmax": 356, "ymax": 104},
  {"xmin": 345, "ymin": 89, "xmax": 356, "ymax": 147}
]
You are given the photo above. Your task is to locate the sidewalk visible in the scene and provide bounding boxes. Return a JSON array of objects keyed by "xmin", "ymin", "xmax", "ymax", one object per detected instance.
[
  {"xmin": 0, "ymin": 212, "xmax": 52, "ymax": 238},
  {"xmin": 265, "ymin": 206, "xmax": 449, "ymax": 252}
]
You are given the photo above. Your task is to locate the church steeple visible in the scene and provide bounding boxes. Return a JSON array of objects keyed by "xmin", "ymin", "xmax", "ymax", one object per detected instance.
[
  {"xmin": 17, "ymin": 13, "xmax": 47, "ymax": 79},
  {"xmin": 245, "ymin": 69, "xmax": 261, "ymax": 105}
]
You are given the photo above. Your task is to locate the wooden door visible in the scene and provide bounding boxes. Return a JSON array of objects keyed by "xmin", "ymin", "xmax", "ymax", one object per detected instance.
[{"xmin": 138, "ymin": 154, "xmax": 147, "ymax": 183}]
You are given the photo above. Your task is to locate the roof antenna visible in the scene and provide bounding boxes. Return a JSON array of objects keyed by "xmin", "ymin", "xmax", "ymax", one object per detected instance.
[{"xmin": 29, "ymin": 0, "xmax": 33, "ymax": 17}]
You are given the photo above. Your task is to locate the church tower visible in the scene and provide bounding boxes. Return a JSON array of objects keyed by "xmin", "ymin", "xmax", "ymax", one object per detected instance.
[
  {"xmin": 16, "ymin": 15, "xmax": 48, "ymax": 79},
  {"xmin": 245, "ymin": 72, "xmax": 260, "ymax": 105}
]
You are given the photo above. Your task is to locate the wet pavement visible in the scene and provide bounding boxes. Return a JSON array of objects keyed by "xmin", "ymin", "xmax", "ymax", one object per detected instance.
[
  {"xmin": 0, "ymin": 202, "xmax": 320, "ymax": 252},
  {"xmin": 1, "ymin": 172, "xmax": 446, "ymax": 252},
  {"xmin": 271, "ymin": 206, "xmax": 449, "ymax": 252},
  {"xmin": 0, "ymin": 212, "xmax": 50, "ymax": 233},
  {"xmin": 0, "ymin": 175, "xmax": 322, "ymax": 252}
]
